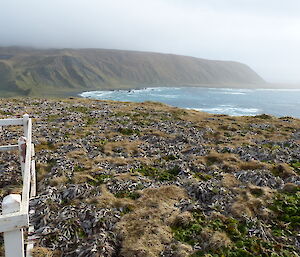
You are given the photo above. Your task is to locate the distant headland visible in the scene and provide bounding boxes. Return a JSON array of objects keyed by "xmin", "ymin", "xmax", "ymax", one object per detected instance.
[{"xmin": 0, "ymin": 47, "xmax": 267, "ymax": 97}]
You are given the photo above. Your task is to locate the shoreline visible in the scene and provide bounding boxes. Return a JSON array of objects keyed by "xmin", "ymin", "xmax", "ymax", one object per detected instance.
[
  {"xmin": 78, "ymin": 86, "xmax": 300, "ymax": 118},
  {"xmin": 77, "ymin": 82, "xmax": 300, "ymax": 96},
  {"xmin": 78, "ymin": 85, "xmax": 300, "ymax": 96}
]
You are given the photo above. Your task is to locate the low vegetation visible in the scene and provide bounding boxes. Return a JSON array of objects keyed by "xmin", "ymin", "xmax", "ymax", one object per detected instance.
[{"xmin": 0, "ymin": 98, "xmax": 299, "ymax": 256}]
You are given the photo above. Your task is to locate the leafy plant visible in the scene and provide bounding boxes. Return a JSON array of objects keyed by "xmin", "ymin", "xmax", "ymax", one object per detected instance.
[
  {"xmin": 269, "ymin": 190, "xmax": 300, "ymax": 231},
  {"xmin": 172, "ymin": 211, "xmax": 298, "ymax": 257}
]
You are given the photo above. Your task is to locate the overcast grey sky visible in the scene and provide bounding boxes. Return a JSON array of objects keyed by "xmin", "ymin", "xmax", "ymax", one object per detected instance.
[{"xmin": 0, "ymin": 0, "xmax": 299, "ymax": 83}]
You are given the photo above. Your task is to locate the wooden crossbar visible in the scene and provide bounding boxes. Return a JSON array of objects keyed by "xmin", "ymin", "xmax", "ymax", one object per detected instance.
[
  {"xmin": 0, "ymin": 118, "xmax": 23, "ymax": 126},
  {"xmin": 0, "ymin": 145, "xmax": 19, "ymax": 151},
  {"xmin": 0, "ymin": 212, "xmax": 28, "ymax": 233}
]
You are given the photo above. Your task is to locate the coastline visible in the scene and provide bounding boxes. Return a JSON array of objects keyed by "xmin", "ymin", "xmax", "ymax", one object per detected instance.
[{"xmin": 78, "ymin": 86, "xmax": 300, "ymax": 118}]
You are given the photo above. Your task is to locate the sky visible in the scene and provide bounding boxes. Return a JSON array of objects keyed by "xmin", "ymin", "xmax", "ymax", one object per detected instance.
[{"xmin": 0, "ymin": 0, "xmax": 299, "ymax": 84}]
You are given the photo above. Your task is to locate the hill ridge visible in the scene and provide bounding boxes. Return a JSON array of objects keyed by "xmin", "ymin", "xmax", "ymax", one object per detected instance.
[{"xmin": 0, "ymin": 47, "xmax": 265, "ymax": 96}]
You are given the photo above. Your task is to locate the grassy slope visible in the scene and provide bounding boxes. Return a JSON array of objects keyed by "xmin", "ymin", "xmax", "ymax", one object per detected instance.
[
  {"xmin": 0, "ymin": 98, "xmax": 299, "ymax": 256},
  {"xmin": 0, "ymin": 47, "xmax": 265, "ymax": 96}
]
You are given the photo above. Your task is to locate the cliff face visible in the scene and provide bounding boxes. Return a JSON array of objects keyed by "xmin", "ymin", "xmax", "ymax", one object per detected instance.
[{"xmin": 0, "ymin": 47, "xmax": 265, "ymax": 96}]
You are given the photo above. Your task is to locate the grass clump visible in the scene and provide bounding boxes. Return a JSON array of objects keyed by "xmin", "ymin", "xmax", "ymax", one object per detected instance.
[
  {"xmin": 85, "ymin": 117, "xmax": 97, "ymax": 125},
  {"xmin": 272, "ymin": 163, "xmax": 297, "ymax": 178},
  {"xmin": 290, "ymin": 160, "xmax": 300, "ymax": 173},
  {"xmin": 162, "ymin": 154, "xmax": 178, "ymax": 161},
  {"xmin": 35, "ymin": 139, "xmax": 56, "ymax": 152},
  {"xmin": 118, "ymin": 127, "xmax": 140, "ymax": 135},
  {"xmin": 262, "ymin": 143, "xmax": 281, "ymax": 150},
  {"xmin": 31, "ymin": 247, "xmax": 55, "ymax": 257},
  {"xmin": 73, "ymin": 164, "xmax": 86, "ymax": 172},
  {"xmin": 255, "ymin": 114, "xmax": 273, "ymax": 119},
  {"xmin": 88, "ymin": 174, "xmax": 112, "ymax": 186},
  {"xmin": 0, "ymin": 110, "xmax": 13, "ymax": 115},
  {"xmin": 68, "ymin": 106, "xmax": 89, "ymax": 113},
  {"xmin": 116, "ymin": 186, "xmax": 186, "ymax": 257},
  {"xmin": 115, "ymin": 190, "xmax": 141, "ymax": 200},
  {"xmin": 136, "ymin": 165, "xmax": 180, "ymax": 181},
  {"xmin": 193, "ymin": 172, "xmax": 213, "ymax": 181},
  {"xmin": 249, "ymin": 187, "xmax": 264, "ymax": 197},
  {"xmin": 47, "ymin": 114, "xmax": 60, "ymax": 122}
]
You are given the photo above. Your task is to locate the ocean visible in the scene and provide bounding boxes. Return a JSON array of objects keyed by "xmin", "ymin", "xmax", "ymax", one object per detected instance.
[{"xmin": 80, "ymin": 87, "xmax": 300, "ymax": 118}]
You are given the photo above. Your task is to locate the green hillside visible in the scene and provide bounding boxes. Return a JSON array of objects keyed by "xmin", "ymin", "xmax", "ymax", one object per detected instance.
[{"xmin": 0, "ymin": 47, "xmax": 265, "ymax": 96}]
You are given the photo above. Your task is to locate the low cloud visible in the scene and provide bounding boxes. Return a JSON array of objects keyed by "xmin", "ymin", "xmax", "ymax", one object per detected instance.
[{"xmin": 0, "ymin": 0, "xmax": 299, "ymax": 83}]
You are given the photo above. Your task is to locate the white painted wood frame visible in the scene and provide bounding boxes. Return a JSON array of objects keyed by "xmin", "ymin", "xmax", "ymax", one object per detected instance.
[{"xmin": 0, "ymin": 114, "xmax": 36, "ymax": 257}]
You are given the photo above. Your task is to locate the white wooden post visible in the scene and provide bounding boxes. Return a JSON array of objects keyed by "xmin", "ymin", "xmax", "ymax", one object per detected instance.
[
  {"xmin": 2, "ymin": 194, "xmax": 25, "ymax": 257},
  {"xmin": 18, "ymin": 137, "xmax": 27, "ymax": 178},
  {"xmin": 22, "ymin": 114, "xmax": 29, "ymax": 138},
  {"xmin": 30, "ymin": 144, "xmax": 36, "ymax": 198}
]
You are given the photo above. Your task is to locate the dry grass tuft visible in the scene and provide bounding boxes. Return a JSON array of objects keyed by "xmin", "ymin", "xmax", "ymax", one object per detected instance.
[
  {"xmin": 209, "ymin": 231, "xmax": 232, "ymax": 249},
  {"xmin": 87, "ymin": 185, "xmax": 135, "ymax": 209},
  {"xmin": 36, "ymin": 163, "xmax": 50, "ymax": 182},
  {"xmin": 273, "ymin": 163, "xmax": 297, "ymax": 178},
  {"xmin": 178, "ymin": 109, "xmax": 209, "ymax": 123},
  {"xmin": 231, "ymin": 186, "xmax": 274, "ymax": 219},
  {"xmin": 200, "ymin": 228, "xmax": 232, "ymax": 250},
  {"xmin": 116, "ymin": 186, "xmax": 187, "ymax": 257},
  {"xmin": 209, "ymin": 212, "xmax": 228, "ymax": 222},
  {"xmin": 206, "ymin": 152, "xmax": 240, "ymax": 164},
  {"xmin": 103, "ymin": 140, "xmax": 142, "ymax": 156},
  {"xmin": 282, "ymin": 183, "xmax": 300, "ymax": 193},
  {"xmin": 114, "ymin": 172, "xmax": 152, "ymax": 182},
  {"xmin": 67, "ymin": 149, "xmax": 87, "ymax": 159},
  {"xmin": 238, "ymin": 161, "xmax": 267, "ymax": 170},
  {"xmin": 168, "ymin": 211, "xmax": 193, "ymax": 227},
  {"xmin": 196, "ymin": 152, "xmax": 270, "ymax": 173},
  {"xmin": 34, "ymin": 138, "xmax": 57, "ymax": 152},
  {"xmin": 31, "ymin": 247, "xmax": 54, "ymax": 257},
  {"xmin": 72, "ymin": 173, "xmax": 95, "ymax": 184},
  {"xmin": 144, "ymin": 129, "xmax": 174, "ymax": 138},
  {"xmin": 172, "ymin": 242, "xmax": 194, "ymax": 257},
  {"xmin": 49, "ymin": 176, "xmax": 68, "ymax": 186},
  {"xmin": 94, "ymin": 156, "xmax": 129, "ymax": 165},
  {"xmin": 221, "ymin": 174, "xmax": 240, "ymax": 188}
]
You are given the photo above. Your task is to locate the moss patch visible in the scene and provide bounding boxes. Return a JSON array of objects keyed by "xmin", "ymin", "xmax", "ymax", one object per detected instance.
[
  {"xmin": 269, "ymin": 189, "xmax": 300, "ymax": 231},
  {"xmin": 135, "ymin": 165, "xmax": 181, "ymax": 181},
  {"xmin": 173, "ymin": 211, "xmax": 298, "ymax": 256}
]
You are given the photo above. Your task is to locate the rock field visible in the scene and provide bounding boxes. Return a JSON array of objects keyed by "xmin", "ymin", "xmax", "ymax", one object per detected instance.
[{"xmin": 0, "ymin": 98, "xmax": 299, "ymax": 257}]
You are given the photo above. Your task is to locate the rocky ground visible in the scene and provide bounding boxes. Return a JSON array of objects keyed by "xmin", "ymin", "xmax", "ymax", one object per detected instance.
[{"xmin": 0, "ymin": 98, "xmax": 299, "ymax": 257}]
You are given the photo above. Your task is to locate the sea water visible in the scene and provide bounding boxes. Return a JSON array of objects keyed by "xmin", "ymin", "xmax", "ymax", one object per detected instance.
[{"xmin": 80, "ymin": 87, "xmax": 300, "ymax": 118}]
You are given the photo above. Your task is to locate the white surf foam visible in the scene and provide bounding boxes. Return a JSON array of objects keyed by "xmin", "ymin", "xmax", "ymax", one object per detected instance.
[{"xmin": 189, "ymin": 107, "xmax": 260, "ymax": 116}]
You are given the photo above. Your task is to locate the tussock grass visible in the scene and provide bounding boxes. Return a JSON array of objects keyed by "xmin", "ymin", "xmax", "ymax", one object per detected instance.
[
  {"xmin": 103, "ymin": 140, "xmax": 142, "ymax": 155},
  {"xmin": 49, "ymin": 176, "xmax": 68, "ymax": 186},
  {"xmin": 31, "ymin": 247, "xmax": 55, "ymax": 257},
  {"xmin": 116, "ymin": 186, "xmax": 187, "ymax": 257},
  {"xmin": 221, "ymin": 174, "xmax": 240, "ymax": 188},
  {"xmin": 87, "ymin": 185, "xmax": 135, "ymax": 209},
  {"xmin": 231, "ymin": 185, "xmax": 274, "ymax": 219}
]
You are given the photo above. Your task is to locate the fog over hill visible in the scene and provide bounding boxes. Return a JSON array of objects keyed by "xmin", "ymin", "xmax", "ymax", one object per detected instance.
[{"xmin": 0, "ymin": 47, "xmax": 265, "ymax": 96}]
